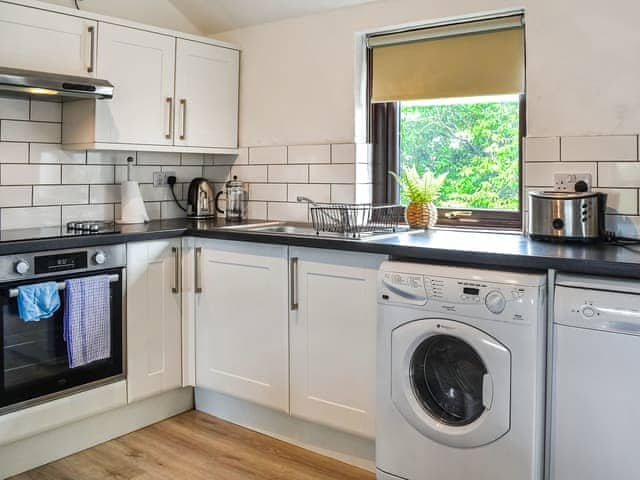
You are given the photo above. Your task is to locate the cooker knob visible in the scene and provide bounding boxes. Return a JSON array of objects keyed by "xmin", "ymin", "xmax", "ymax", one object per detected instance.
[
  {"xmin": 485, "ymin": 290, "xmax": 506, "ymax": 314},
  {"xmin": 552, "ymin": 218, "xmax": 564, "ymax": 230},
  {"xmin": 94, "ymin": 251, "xmax": 107, "ymax": 265},
  {"xmin": 15, "ymin": 260, "xmax": 30, "ymax": 275}
]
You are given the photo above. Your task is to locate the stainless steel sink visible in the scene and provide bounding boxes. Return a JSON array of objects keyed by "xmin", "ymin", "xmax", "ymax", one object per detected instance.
[{"xmin": 248, "ymin": 225, "xmax": 317, "ymax": 235}]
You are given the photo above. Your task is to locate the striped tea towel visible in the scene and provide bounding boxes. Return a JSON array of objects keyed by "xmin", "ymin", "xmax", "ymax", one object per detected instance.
[{"xmin": 63, "ymin": 275, "xmax": 111, "ymax": 368}]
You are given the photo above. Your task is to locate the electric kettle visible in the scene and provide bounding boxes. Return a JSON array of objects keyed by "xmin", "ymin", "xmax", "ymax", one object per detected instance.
[
  {"xmin": 186, "ymin": 178, "xmax": 216, "ymax": 218},
  {"xmin": 215, "ymin": 176, "xmax": 247, "ymax": 222}
]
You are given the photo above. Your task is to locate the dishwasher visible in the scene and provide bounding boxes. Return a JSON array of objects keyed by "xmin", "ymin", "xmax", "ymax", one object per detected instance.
[{"xmin": 551, "ymin": 274, "xmax": 640, "ymax": 480}]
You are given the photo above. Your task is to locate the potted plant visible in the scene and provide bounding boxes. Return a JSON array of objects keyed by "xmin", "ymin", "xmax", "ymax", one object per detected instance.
[{"xmin": 389, "ymin": 166, "xmax": 447, "ymax": 229}]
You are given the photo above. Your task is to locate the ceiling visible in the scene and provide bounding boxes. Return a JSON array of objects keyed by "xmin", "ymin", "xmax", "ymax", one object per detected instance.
[{"xmin": 166, "ymin": 0, "xmax": 379, "ymax": 34}]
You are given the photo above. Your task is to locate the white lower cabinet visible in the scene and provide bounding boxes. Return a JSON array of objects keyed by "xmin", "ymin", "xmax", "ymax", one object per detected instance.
[
  {"xmin": 289, "ymin": 247, "xmax": 385, "ymax": 438},
  {"xmin": 194, "ymin": 239, "xmax": 289, "ymax": 412},
  {"xmin": 126, "ymin": 240, "xmax": 182, "ymax": 403}
]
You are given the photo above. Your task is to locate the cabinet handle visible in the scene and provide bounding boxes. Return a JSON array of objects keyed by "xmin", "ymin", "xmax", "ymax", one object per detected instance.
[
  {"xmin": 195, "ymin": 247, "xmax": 202, "ymax": 293},
  {"xmin": 87, "ymin": 26, "xmax": 95, "ymax": 73},
  {"xmin": 165, "ymin": 97, "xmax": 173, "ymax": 139},
  {"xmin": 179, "ymin": 99, "xmax": 187, "ymax": 140},
  {"xmin": 171, "ymin": 247, "xmax": 180, "ymax": 293},
  {"xmin": 290, "ymin": 257, "xmax": 298, "ymax": 311}
]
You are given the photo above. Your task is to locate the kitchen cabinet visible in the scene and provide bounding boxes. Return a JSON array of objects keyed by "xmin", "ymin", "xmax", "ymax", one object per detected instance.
[
  {"xmin": 194, "ymin": 239, "xmax": 289, "ymax": 412},
  {"xmin": 0, "ymin": 2, "xmax": 96, "ymax": 77},
  {"xmin": 126, "ymin": 240, "xmax": 182, "ymax": 403},
  {"xmin": 289, "ymin": 247, "xmax": 385, "ymax": 438},
  {"xmin": 174, "ymin": 39, "xmax": 239, "ymax": 149}
]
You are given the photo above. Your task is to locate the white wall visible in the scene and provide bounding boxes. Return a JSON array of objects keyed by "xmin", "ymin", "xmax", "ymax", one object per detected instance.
[
  {"xmin": 38, "ymin": 0, "xmax": 201, "ymax": 34},
  {"xmin": 216, "ymin": 0, "xmax": 640, "ymax": 146}
]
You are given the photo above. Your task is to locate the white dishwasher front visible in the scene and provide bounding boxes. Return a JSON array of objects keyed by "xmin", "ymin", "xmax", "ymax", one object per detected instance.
[{"xmin": 552, "ymin": 275, "xmax": 640, "ymax": 480}]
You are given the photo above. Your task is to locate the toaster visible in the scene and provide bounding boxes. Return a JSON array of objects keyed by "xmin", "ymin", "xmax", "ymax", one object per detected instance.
[{"xmin": 528, "ymin": 191, "xmax": 607, "ymax": 241}]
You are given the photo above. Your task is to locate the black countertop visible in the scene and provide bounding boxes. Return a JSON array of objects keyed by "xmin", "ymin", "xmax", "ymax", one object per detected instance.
[{"xmin": 1, "ymin": 218, "xmax": 639, "ymax": 278}]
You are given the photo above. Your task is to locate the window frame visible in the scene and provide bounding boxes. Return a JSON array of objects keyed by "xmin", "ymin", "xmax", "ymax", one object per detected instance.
[{"xmin": 367, "ymin": 25, "xmax": 526, "ymax": 232}]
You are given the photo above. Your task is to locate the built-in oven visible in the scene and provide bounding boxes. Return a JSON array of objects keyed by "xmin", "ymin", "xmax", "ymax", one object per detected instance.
[{"xmin": 0, "ymin": 244, "xmax": 126, "ymax": 414}]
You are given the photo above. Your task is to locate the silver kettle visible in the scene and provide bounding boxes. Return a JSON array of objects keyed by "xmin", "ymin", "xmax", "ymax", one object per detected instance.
[
  {"xmin": 187, "ymin": 178, "xmax": 216, "ymax": 218},
  {"xmin": 215, "ymin": 176, "xmax": 247, "ymax": 222}
]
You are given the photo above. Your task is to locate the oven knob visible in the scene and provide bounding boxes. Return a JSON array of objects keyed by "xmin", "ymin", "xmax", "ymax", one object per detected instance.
[
  {"xmin": 552, "ymin": 218, "xmax": 564, "ymax": 230},
  {"xmin": 94, "ymin": 251, "xmax": 107, "ymax": 265},
  {"xmin": 485, "ymin": 290, "xmax": 506, "ymax": 314},
  {"xmin": 15, "ymin": 260, "xmax": 30, "ymax": 275}
]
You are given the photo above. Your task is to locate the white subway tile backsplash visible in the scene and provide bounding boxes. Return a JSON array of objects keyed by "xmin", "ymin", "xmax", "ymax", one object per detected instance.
[
  {"xmin": 2, "ymin": 206, "xmax": 60, "ymax": 229},
  {"xmin": 287, "ymin": 183, "xmax": 330, "ymax": 203},
  {"xmin": 525, "ymin": 137, "xmax": 560, "ymax": 162},
  {"xmin": 212, "ymin": 147, "xmax": 248, "ymax": 166},
  {"xmin": 30, "ymin": 101, "xmax": 62, "ymax": 122},
  {"xmin": 309, "ymin": 164, "xmax": 355, "ymax": 184},
  {"xmin": 593, "ymin": 188, "xmax": 638, "ymax": 215},
  {"xmin": 138, "ymin": 152, "xmax": 181, "ymax": 165},
  {"xmin": 87, "ymin": 151, "xmax": 135, "ymax": 165},
  {"xmin": 1, "ymin": 120, "xmax": 61, "ymax": 143},
  {"xmin": 34, "ymin": 185, "xmax": 88, "ymax": 206},
  {"xmin": 562, "ymin": 135, "xmax": 638, "ymax": 162},
  {"xmin": 0, "ymin": 142, "xmax": 28, "ymax": 163},
  {"xmin": 115, "ymin": 165, "xmax": 154, "ymax": 183},
  {"xmin": 288, "ymin": 144, "xmax": 330, "ymax": 164},
  {"xmin": 598, "ymin": 163, "xmax": 640, "ymax": 188},
  {"xmin": 161, "ymin": 201, "xmax": 187, "ymax": 219},
  {"xmin": 2, "ymin": 164, "xmax": 60, "ymax": 185},
  {"xmin": 268, "ymin": 164, "xmax": 307, "ymax": 183},
  {"xmin": 330, "ymin": 184, "xmax": 355, "ymax": 203},
  {"xmin": 231, "ymin": 165, "xmax": 268, "ymax": 183},
  {"xmin": 331, "ymin": 144, "xmax": 356, "ymax": 164},
  {"xmin": 247, "ymin": 201, "xmax": 267, "ymax": 220},
  {"xmin": 249, "ymin": 183, "xmax": 287, "ymax": 201},
  {"xmin": 62, "ymin": 204, "xmax": 114, "ymax": 224},
  {"xmin": 30, "ymin": 143, "xmax": 85, "ymax": 164},
  {"xmin": 0, "ymin": 186, "xmax": 32, "ymax": 208},
  {"xmin": 204, "ymin": 165, "xmax": 232, "ymax": 182},
  {"xmin": 139, "ymin": 184, "xmax": 175, "ymax": 202},
  {"xmin": 356, "ymin": 163, "xmax": 372, "ymax": 183},
  {"xmin": 63, "ymin": 165, "xmax": 114, "ymax": 184},
  {"xmin": 605, "ymin": 214, "xmax": 640, "ymax": 238},
  {"xmin": 525, "ymin": 162, "xmax": 597, "ymax": 187},
  {"xmin": 163, "ymin": 165, "xmax": 203, "ymax": 183},
  {"xmin": 90, "ymin": 184, "xmax": 120, "ymax": 204},
  {"xmin": 267, "ymin": 202, "xmax": 308, "ymax": 222},
  {"xmin": 181, "ymin": 153, "xmax": 205, "ymax": 165},
  {"xmin": 0, "ymin": 98, "xmax": 29, "ymax": 120},
  {"xmin": 249, "ymin": 146, "xmax": 286, "ymax": 165}
]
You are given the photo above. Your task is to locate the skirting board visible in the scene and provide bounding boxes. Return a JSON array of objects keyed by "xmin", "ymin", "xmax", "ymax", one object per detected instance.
[
  {"xmin": 195, "ymin": 387, "xmax": 375, "ymax": 472},
  {"xmin": 0, "ymin": 387, "xmax": 194, "ymax": 478}
]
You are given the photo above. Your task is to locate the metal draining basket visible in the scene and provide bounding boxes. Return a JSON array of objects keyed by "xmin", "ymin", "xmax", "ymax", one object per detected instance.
[{"xmin": 309, "ymin": 203, "xmax": 405, "ymax": 238}]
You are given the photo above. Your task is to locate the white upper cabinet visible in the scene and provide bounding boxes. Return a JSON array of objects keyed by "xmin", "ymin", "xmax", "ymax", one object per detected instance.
[
  {"xmin": 126, "ymin": 240, "xmax": 182, "ymax": 403},
  {"xmin": 0, "ymin": 2, "xmax": 96, "ymax": 77},
  {"xmin": 194, "ymin": 239, "xmax": 289, "ymax": 412},
  {"xmin": 174, "ymin": 39, "xmax": 239, "ymax": 149},
  {"xmin": 289, "ymin": 247, "xmax": 385, "ymax": 438},
  {"xmin": 93, "ymin": 23, "xmax": 176, "ymax": 145}
]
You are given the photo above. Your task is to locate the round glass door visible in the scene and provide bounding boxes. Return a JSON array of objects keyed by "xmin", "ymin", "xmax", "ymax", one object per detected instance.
[{"xmin": 410, "ymin": 334, "xmax": 487, "ymax": 426}]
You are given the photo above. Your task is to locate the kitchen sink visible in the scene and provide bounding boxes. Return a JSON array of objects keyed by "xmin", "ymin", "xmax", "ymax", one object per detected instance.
[{"xmin": 248, "ymin": 225, "xmax": 318, "ymax": 235}]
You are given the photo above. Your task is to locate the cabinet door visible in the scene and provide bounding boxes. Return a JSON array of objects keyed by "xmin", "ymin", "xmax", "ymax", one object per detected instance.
[
  {"xmin": 95, "ymin": 23, "xmax": 175, "ymax": 145},
  {"xmin": 127, "ymin": 240, "xmax": 182, "ymax": 403},
  {"xmin": 0, "ymin": 3, "xmax": 96, "ymax": 76},
  {"xmin": 289, "ymin": 247, "xmax": 385, "ymax": 438},
  {"xmin": 174, "ymin": 39, "xmax": 239, "ymax": 149},
  {"xmin": 195, "ymin": 239, "xmax": 289, "ymax": 412}
]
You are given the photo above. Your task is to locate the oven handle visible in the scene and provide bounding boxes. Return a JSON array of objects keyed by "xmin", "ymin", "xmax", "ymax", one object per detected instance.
[{"xmin": 7, "ymin": 274, "xmax": 120, "ymax": 298}]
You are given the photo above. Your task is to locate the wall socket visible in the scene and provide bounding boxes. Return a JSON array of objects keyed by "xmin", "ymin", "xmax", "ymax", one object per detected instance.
[
  {"xmin": 553, "ymin": 173, "xmax": 593, "ymax": 192},
  {"xmin": 153, "ymin": 171, "xmax": 176, "ymax": 187}
]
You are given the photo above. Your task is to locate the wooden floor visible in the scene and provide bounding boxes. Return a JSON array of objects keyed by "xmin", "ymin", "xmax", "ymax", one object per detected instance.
[{"xmin": 11, "ymin": 410, "xmax": 375, "ymax": 480}]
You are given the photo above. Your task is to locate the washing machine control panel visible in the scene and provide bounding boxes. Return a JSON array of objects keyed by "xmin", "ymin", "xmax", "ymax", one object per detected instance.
[{"xmin": 380, "ymin": 271, "xmax": 538, "ymax": 323}]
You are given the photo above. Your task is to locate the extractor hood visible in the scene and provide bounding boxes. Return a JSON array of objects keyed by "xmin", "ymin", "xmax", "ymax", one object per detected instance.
[{"xmin": 0, "ymin": 66, "xmax": 114, "ymax": 100}]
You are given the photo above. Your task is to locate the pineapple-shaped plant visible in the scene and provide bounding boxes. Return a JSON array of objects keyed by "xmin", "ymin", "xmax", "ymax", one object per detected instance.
[{"xmin": 389, "ymin": 166, "xmax": 447, "ymax": 229}]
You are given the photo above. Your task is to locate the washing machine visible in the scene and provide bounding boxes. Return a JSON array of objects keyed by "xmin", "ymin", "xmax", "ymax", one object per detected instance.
[{"xmin": 377, "ymin": 262, "xmax": 546, "ymax": 480}]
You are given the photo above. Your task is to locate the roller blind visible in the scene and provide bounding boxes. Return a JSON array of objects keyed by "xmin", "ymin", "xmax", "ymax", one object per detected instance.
[{"xmin": 369, "ymin": 15, "xmax": 524, "ymax": 103}]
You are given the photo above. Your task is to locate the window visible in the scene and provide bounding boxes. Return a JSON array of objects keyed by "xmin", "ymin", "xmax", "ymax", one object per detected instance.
[{"xmin": 368, "ymin": 15, "xmax": 525, "ymax": 230}]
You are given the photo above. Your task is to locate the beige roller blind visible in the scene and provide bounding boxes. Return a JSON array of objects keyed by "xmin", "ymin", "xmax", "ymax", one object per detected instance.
[{"xmin": 370, "ymin": 17, "xmax": 524, "ymax": 103}]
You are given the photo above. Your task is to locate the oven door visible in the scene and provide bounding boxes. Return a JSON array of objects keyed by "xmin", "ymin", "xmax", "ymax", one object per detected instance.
[{"xmin": 0, "ymin": 268, "xmax": 124, "ymax": 413}]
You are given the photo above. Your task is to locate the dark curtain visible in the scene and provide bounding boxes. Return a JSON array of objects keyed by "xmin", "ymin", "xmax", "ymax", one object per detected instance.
[{"xmin": 371, "ymin": 102, "xmax": 400, "ymax": 205}]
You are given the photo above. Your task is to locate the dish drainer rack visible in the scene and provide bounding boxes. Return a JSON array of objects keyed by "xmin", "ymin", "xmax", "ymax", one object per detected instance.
[{"xmin": 309, "ymin": 203, "xmax": 405, "ymax": 238}]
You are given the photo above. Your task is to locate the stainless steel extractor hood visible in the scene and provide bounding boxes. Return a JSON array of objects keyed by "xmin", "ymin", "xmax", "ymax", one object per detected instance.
[{"xmin": 0, "ymin": 66, "xmax": 114, "ymax": 100}]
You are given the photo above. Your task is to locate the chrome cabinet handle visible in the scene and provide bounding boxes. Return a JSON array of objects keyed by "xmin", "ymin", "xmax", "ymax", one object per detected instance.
[
  {"xmin": 179, "ymin": 99, "xmax": 187, "ymax": 140},
  {"xmin": 87, "ymin": 26, "xmax": 95, "ymax": 73},
  {"xmin": 165, "ymin": 97, "xmax": 173, "ymax": 139},
  {"xmin": 290, "ymin": 257, "xmax": 298, "ymax": 311},
  {"xmin": 195, "ymin": 247, "xmax": 202, "ymax": 293},
  {"xmin": 171, "ymin": 247, "xmax": 180, "ymax": 293}
]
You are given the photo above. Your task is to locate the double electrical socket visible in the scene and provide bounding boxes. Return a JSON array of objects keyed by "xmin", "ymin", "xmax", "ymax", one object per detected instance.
[
  {"xmin": 153, "ymin": 171, "xmax": 176, "ymax": 187},
  {"xmin": 553, "ymin": 173, "xmax": 593, "ymax": 192}
]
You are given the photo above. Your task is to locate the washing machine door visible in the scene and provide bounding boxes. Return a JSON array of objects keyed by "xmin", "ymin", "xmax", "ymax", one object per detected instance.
[{"xmin": 391, "ymin": 318, "xmax": 511, "ymax": 448}]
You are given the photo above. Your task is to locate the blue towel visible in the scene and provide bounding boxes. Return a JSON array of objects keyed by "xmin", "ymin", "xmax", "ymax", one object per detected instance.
[
  {"xmin": 63, "ymin": 275, "xmax": 111, "ymax": 368},
  {"xmin": 17, "ymin": 282, "xmax": 61, "ymax": 322}
]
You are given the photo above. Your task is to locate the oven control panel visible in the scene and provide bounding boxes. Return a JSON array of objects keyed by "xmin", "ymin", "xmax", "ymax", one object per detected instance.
[{"xmin": 0, "ymin": 244, "xmax": 126, "ymax": 281}]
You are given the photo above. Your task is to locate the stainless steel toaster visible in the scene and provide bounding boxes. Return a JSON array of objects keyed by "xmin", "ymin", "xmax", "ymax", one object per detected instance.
[{"xmin": 528, "ymin": 191, "xmax": 607, "ymax": 241}]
